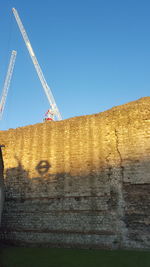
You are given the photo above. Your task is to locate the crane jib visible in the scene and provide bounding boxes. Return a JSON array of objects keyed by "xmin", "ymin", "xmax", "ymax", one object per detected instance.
[{"xmin": 12, "ymin": 7, "xmax": 62, "ymax": 121}]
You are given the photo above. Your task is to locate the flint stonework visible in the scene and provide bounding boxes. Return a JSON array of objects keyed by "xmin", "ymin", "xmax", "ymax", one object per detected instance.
[
  {"xmin": 0, "ymin": 147, "xmax": 4, "ymax": 226},
  {"xmin": 0, "ymin": 97, "xmax": 150, "ymax": 249}
]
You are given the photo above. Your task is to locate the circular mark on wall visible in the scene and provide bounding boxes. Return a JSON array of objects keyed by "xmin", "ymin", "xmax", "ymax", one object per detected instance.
[{"xmin": 35, "ymin": 160, "xmax": 51, "ymax": 175}]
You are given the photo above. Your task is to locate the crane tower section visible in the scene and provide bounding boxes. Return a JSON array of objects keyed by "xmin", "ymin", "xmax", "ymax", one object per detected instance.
[
  {"xmin": 12, "ymin": 8, "xmax": 62, "ymax": 121},
  {"xmin": 0, "ymin": 50, "xmax": 17, "ymax": 120}
]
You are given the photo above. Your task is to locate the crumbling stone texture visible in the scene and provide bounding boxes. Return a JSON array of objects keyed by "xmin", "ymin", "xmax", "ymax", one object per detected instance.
[
  {"xmin": 0, "ymin": 147, "xmax": 4, "ymax": 226},
  {"xmin": 0, "ymin": 97, "xmax": 150, "ymax": 249}
]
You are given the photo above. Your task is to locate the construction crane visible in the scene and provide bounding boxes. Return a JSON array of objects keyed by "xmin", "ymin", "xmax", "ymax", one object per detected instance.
[
  {"xmin": 12, "ymin": 8, "xmax": 62, "ymax": 121},
  {"xmin": 0, "ymin": 50, "xmax": 17, "ymax": 120}
]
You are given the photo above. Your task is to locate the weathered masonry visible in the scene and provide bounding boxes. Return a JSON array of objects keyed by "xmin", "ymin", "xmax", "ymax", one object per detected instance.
[
  {"xmin": 0, "ymin": 146, "xmax": 4, "ymax": 226},
  {"xmin": 0, "ymin": 97, "xmax": 150, "ymax": 249}
]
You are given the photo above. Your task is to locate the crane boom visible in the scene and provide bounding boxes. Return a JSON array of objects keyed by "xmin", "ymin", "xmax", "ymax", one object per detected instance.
[
  {"xmin": 0, "ymin": 50, "xmax": 17, "ymax": 120},
  {"xmin": 12, "ymin": 8, "xmax": 62, "ymax": 121}
]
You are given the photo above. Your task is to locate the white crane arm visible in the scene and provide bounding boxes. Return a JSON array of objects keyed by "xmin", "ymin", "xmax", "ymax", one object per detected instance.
[
  {"xmin": 12, "ymin": 8, "xmax": 62, "ymax": 121},
  {"xmin": 0, "ymin": 50, "xmax": 17, "ymax": 120}
]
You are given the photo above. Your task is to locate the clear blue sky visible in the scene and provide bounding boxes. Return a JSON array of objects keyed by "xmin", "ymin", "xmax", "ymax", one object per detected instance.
[{"xmin": 0, "ymin": 0, "xmax": 150, "ymax": 130}]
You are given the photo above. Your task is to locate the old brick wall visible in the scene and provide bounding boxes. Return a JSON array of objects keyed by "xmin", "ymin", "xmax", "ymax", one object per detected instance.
[
  {"xmin": 0, "ymin": 97, "xmax": 150, "ymax": 249},
  {"xmin": 0, "ymin": 147, "xmax": 4, "ymax": 226}
]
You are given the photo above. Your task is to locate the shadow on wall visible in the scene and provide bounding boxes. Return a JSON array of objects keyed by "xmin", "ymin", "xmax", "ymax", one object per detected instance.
[
  {"xmin": 4, "ymin": 157, "xmax": 53, "ymax": 199},
  {"xmin": 3, "ymin": 155, "xmax": 150, "ymax": 207},
  {"xmin": 0, "ymin": 146, "xmax": 4, "ymax": 226},
  {"xmin": 4, "ymin": 155, "xmax": 115, "ymax": 201},
  {"xmin": 1, "ymin": 156, "xmax": 121, "ymax": 249},
  {"xmin": 3, "ymin": 155, "xmax": 116, "ymax": 221},
  {"xmin": 1, "ymin": 155, "xmax": 150, "ymax": 249}
]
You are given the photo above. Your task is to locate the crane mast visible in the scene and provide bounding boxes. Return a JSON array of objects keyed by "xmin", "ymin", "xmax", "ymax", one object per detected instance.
[
  {"xmin": 0, "ymin": 50, "xmax": 17, "ymax": 120},
  {"xmin": 12, "ymin": 8, "xmax": 62, "ymax": 121}
]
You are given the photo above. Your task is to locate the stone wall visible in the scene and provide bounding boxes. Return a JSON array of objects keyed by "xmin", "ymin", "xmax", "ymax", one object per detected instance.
[
  {"xmin": 0, "ymin": 97, "xmax": 150, "ymax": 249},
  {"xmin": 0, "ymin": 147, "xmax": 4, "ymax": 226}
]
